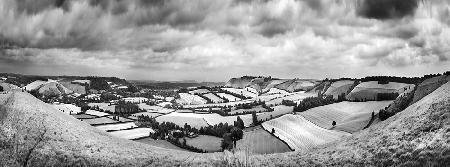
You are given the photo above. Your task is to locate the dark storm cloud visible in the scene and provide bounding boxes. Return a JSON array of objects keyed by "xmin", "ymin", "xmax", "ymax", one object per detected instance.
[{"xmin": 358, "ymin": 0, "xmax": 419, "ymax": 20}]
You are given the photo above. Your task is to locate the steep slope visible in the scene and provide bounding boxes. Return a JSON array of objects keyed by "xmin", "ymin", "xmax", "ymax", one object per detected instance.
[
  {"xmin": 412, "ymin": 75, "xmax": 450, "ymax": 103},
  {"xmin": 323, "ymin": 80, "xmax": 355, "ymax": 99},
  {"xmin": 254, "ymin": 81, "xmax": 450, "ymax": 166},
  {"xmin": 225, "ymin": 77, "xmax": 255, "ymax": 88},
  {"xmin": 275, "ymin": 79, "xmax": 319, "ymax": 92}
]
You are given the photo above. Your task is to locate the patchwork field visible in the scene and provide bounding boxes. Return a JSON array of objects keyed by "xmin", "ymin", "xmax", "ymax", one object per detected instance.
[
  {"xmin": 217, "ymin": 93, "xmax": 241, "ymax": 102},
  {"xmin": 108, "ymin": 128, "xmax": 155, "ymax": 140},
  {"xmin": 95, "ymin": 122, "xmax": 137, "ymax": 131},
  {"xmin": 177, "ymin": 93, "xmax": 207, "ymax": 105},
  {"xmin": 132, "ymin": 112, "xmax": 164, "ymax": 118},
  {"xmin": 261, "ymin": 114, "xmax": 350, "ymax": 151},
  {"xmin": 155, "ymin": 112, "xmax": 210, "ymax": 129},
  {"xmin": 88, "ymin": 103, "xmax": 116, "ymax": 113},
  {"xmin": 236, "ymin": 126, "xmax": 291, "ymax": 154},
  {"xmin": 137, "ymin": 104, "xmax": 174, "ymax": 114},
  {"xmin": 257, "ymin": 105, "xmax": 293, "ymax": 121},
  {"xmin": 346, "ymin": 81, "xmax": 414, "ymax": 101},
  {"xmin": 298, "ymin": 101, "xmax": 392, "ymax": 132},
  {"xmin": 85, "ymin": 110, "xmax": 110, "ymax": 117},
  {"xmin": 265, "ymin": 91, "xmax": 315, "ymax": 105},
  {"xmin": 222, "ymin": 88, "xmax": 258, "ymax": 98},
  {"xmin": 81, "ymin": 117, "xmax": 118, "ymax": 125},
  {"xmin": 203, "ymin": 93, "xmax": 224, "ymax": 103}
]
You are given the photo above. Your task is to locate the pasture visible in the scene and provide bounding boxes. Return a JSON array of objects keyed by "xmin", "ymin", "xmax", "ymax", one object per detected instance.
[
  {"xmin": 81, "ymin": 117, "xmax": 118, "ymax": 125},
  {"xmin": 203, "ymin": 93, "xmax": 224, "ymax": 103},
  {"xmin": 108, "ymin": 128, "xmax": 155, "ymax": 140},
  {"xmin": 236, "ymin": 126, "xmax": 291, "ymax": 154},
  {"xmin": 257, "ymin": 105, "xmax": 293, "ymax": 121},
  {"xmin": 85, "ymin": 110, "xmax": 110, "ymax": 117},
  {"xmin": 184, "ymin": 135, "xmax": 222, "ymax": 152},
  {"xmin": 346, "ymin": 81, "xmax": 414, "ymax": 101},
  {"xmin": 217, "ymin": 93, "xmax": 241, "ymax": 102},
  {"xmin": 261, "ymin": 114, "xmax": 350, "ymax": 151},
  {"xmin": 298, "ymin": 101, "xmax": 392, "ymax": 132}
]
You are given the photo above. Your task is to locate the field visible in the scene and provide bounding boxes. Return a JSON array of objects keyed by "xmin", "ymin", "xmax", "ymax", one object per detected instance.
[
  {"xmin": 229, "ymin": 105, "xmax": 268, "ymax": 115},
  {"xmin": 183, "ymin": 135, "xmax": 222, "ymax": 152},
  {"xmin": 137, "ymin": 104, "xmax": 174, "ymax": 114},
  {"xmin": 132, "ymin": 112, "xmax": 163, "ymax": 118},
  {"xmin": 323, "ymin": 80, "xmax": 354, "ymax": 99},
  {"xmin": 85, "ymin": 110, "xmax": 110, "ymax": 117},
  {"xmin": 24, "ymin": 80, "xmax": 47, "ymax": 90},
  {"xmin": 203, "ymin": 93, "xmax": 224, "ymax": 103},
  {"xmin": 72, "ymin": 114, "xmax": 97, "ymax": 119},
  {"xmin": 183, "ymin": 99, "xmax": 255, "ymax": 108},
  {"xmin": 60, "ymin": 81, "xmax": 86, "ymax": 94},
  {"xmin": 95, "ymin": 122, "xmax": 137, "ymax": 131},
  {"xmin": 106, "ymin": 115, "xmax": 134, "ymax": 122},
  {"xmin": 108, "ymin": 128, "xmax": 155, "ymax": 140},
  {"xmin": 217, "ymin": 93, "xmax": 241, "ymax": 102},
  {"xmin": 134, "ymin": 138, "xmax": 186, "ymax": 151},
  {"xmin": 189, "ymin": 89, "xmax": 210, "ymax": 94},
  {"xmin": 88, "ymin": 103, "xmax": 116, "ymax": 113},
  {"xmin": 265, "ymin": 91, "xmax": 315, "ymax": 105},
  {"xmin": 257, "ymin": 105, "xmax": 293, "ymax": 121},
  {"xmin": 155, "ymin": 112, "xmax": 210, "ymax": 129},
  {"xmin": 236, "ymin": 126, "xmax": 291, "ymax": 154},
  {"xmin": 261, "ymin": 88, "xmax": 289, "ymax": 96},
  {"xmin": 155, "ymin": 112, "xmax": 254, "ymax": 128},
  {"xmin": 261, "ymin": 114, "xmax": 350, "ymax": 151},
  {"xmin": 261, "ymin": 79, "xmax": 289, "ymax": 92},
  {"xmin": 346, "ymin": 81, "xmax": 414, "ymax": 101},
  {"xmin": 297, "ymin": 101, "xmax": 392, "ymax": 132},
  {"xmin": 80, "ymin": 117, "xmax": 118, "ymax": 125},
  {"xmin": 52, "ymin": 104, "xmax": 82, "ymax": 115},
  {"xmin": 177, "ymin": 93, "xmax": 207, "ymax": 105},
  {"xmin": 222, "ymin": 88, "xmax": 257, "ymax": 98}
]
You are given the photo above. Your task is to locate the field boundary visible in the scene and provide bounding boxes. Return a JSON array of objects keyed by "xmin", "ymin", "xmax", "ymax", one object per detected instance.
[{"xmin": 260, "ymin": 125, "xmax": 295, "ymax": 151}]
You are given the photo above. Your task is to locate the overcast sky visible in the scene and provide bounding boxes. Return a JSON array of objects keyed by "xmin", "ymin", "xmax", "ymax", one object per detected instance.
[{"xmin": 0, "ymin": 0, "xmax": 449, "ymax": 82}]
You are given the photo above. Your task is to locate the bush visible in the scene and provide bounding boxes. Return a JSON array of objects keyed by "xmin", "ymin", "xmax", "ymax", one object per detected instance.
[{"xmin": 0, "ymin": 86, "xmax": 3, "ymax": 92}]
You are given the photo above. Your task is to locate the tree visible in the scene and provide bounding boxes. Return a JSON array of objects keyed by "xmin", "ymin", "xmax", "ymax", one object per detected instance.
[
  {"xmin": 221, "ymin": 133, "xmax": 233, "ymax": 151},
  {"xmin": 271, "ymin": 128, "xmax": 275, "ymax": 134},
  {"xmin": 234, "ymin": 116, "xmax": 245, "ymax": 129},
  {"xmin": 0, "ymin": 86, "xmax": 3, "ymax": 92},
  {"xmin": 332, "ymin": 121, "xmax": 336, "ymax": 127},
  {"xmin": 230, "ymin": 127, "xmax": 243, "ymax": 148},
  {"xmin": 252, "ymin": 111, "xmax": 258, "ymax": 126}
]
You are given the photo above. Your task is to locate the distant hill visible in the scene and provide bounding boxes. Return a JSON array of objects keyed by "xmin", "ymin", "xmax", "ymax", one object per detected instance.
[
  {"xmin": 130, "ymin": 80, "xmax": 224, "ymax": 90},
  {"xmin": 225, "ymin": 76, "xmax": 319, "ymax": 94}
]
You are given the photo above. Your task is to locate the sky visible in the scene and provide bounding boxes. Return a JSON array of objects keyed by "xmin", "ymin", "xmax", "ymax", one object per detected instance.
[{"xmin": 0, "ymin": 0, "xmax": 449, "ymax": 82}]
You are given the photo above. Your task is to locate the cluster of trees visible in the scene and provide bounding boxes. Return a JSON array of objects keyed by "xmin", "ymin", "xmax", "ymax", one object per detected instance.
[
  {"xmin": 0, "ymin": 86, "xmax": 3, "ymax": 92},
  {"xmin": 377, "ymin": 92, "xmax": 399, "ymax": 101},
  {"xmin": 218, "ymin": 89, "xmax": 250, "ymax": 100},
  {"xmin": 115, "ymin": 101, "xmax": 142, "ymax": 117},
  {"xmin": 167, "ymin": 137, "xmax": 206, "ymax": 153},
  {"xmin": 88, "ymin": 78, "xmax": 110, "ymax": 91},
  {"xmin": 137, "ymin": 115, "xmax": 244, "ymax": 151},
  {"xmin": 379, "ymin": 87, "xmax": 416, "ymax": 121},
  {"xmin": 293, "ymin": 95, "xmax": 341, "ymax": 113}
]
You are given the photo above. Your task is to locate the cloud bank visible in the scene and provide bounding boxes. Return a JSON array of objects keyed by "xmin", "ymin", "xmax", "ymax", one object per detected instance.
[{"xmin": 0, "ymin": 0, "xmax": 449, "ymax": 81}]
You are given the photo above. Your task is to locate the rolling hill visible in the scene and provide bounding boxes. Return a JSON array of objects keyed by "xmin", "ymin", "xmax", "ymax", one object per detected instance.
[{"xmin": 346, "ymin": 81, "xmax": 414, "ymax": 101}]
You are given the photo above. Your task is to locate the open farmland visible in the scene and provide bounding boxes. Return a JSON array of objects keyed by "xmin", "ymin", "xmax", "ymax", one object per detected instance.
[
  {"xmin": 138, "ymin": 104, "xmax": 174, "ymax": 114},
  {"xmin": 261, "ymin": 114, "xmax": 350, "ymax": 151},
  {"xmin": 222, "ymin": 88, "xmax": 257, "ymax": 98},
  {"xmin": 229, "ymin": 105, "xmax": 268, "ymax": 115},
  {"xmin": 236, "ymin": 126, "xmax": 291, "ymax": 154},
  {"xmin": 108, "ymin": 128, "xmax": 155, "ymax": 140},
  {"xmin": 346, "ymin": 81, "xmax": 414, "ymax": 101},
  {"xmin": 85, "ymin": 110, "xmax": 110, "ymax": 117},
  {"xmin": 261, "ymin": 88, "xmax": 289, "ymax": 96},
  {"xmin": 81, "ymin": 117, "xmax": 118, "ymax": 125},
  {"xmin": 203, "ymin": 93, "xmax": 224, "ymax": 103},
  {"xmin": 203, "ymin": 113, "xmax": 253, "ymax": 127},
  {"xmin": 188, "ymin": 89, "xmax": 210, "ymax": 94},
  {"xmin": 60, "ymin": 81, "xmax": 86, "ymax": 94},
  {"xmin": 177, "ymin": 93, "xmax": 207, "ymax": 105},
  {"xmin": 217, "ymin": 93, "xmax": 241, "ymax": 102},
  {"xmin": 24, "ymin": 80, "xmax": 47, "ymax": 90},
  {"xmin": 298, "ymin": 101, "xmax": 392, "ymax": 133},
  {"xmin": 183, "ymin": 135, "xmax": 222, "ymax": 152},
  {"xmin": 132, "ymin": 112, "xmax": 163, "ymax": 118},
  {"xmin": 95, "ymin": 122, "xmax": 137, "ymax": 131},
  {"xmin": 155, "ymin": 112, "xmax": 210, "ymax": 129},
  {"xmin": 265, "ymin": 91, "xmax": 315, "ymax": 105},
  {"xmin": 88, "ymin": 103, "xmax": 116, "ymax": 113},
  {"xmin": 257, "ymin": 105, "xmax": 293, "ymax": 121},
  {"xmin": 134, "ymin": 138, "xmax": 186, "ymax": 151},
  {"xmin": 323, "ymin": 80, "xmax": 355, "ymax": 99},
  {"xmin": 52, "ymin": 104, "xmax": 82, "ymax": 115}
]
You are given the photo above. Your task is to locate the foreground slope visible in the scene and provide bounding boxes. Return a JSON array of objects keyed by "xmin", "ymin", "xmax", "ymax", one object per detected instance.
[
  {"xmin": 0, "ymin": 90, "xmax": 222, "ymax": 166},
  {"xmin": 254, "ymin": 81, "xmax": 450, "ymax": 166}
]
